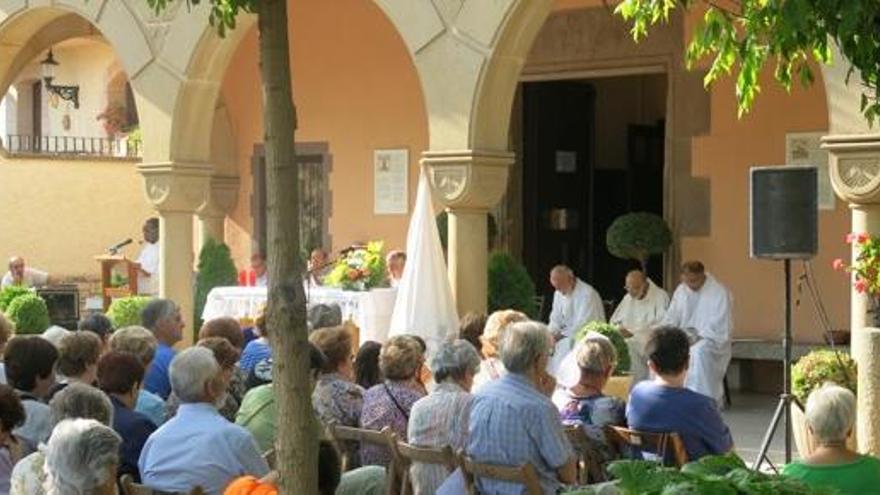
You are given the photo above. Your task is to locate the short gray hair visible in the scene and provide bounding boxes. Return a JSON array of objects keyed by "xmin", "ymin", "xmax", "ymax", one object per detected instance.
[
  {"xmin": 430, "ymin": 340, "xmax": 481, "ymax": 383},
  {"xmin": 170, "ymin": 346, "xmax": 220, "ymax": 403},
  {"xmin": 500, "ymin": 321, "xmax": 553, "ymax": 374},
  {"xmin": 576, "ymin": 338, "xmax": 617, "ymax": 377},
  {"xmin": 43, "ymin": 418, "xmax": 121, "ymax": 495},
  {"xmin": 109, "ymin": 326, "xmax": 158, "ymax": 366},
  {"xmin": 551, "ymin": 265, "xmax": 574, "ymax": 277},
  {"xmin": 141, "ymin": 299, "xmax": 178, "ymax": 331},
  {"xmin": 805, "ymin": 383, "xmax": 856, "ymax": 445},
  {"xmin": 48, "ymin": 382, "xmax": 114, "ymax": 428}
]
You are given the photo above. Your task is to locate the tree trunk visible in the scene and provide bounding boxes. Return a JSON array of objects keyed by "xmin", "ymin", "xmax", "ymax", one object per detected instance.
[{"xmin": 256, "ymin": 1, "xmax": 315, "ymax": 494}]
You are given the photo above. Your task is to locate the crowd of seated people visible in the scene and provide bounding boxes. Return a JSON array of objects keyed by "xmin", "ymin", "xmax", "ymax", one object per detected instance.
[{"xmin": 0, "ymin": 295, "xmax": 878, "ymax": 495}]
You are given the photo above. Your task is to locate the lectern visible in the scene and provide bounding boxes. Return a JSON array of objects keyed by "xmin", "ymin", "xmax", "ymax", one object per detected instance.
[{"xmin": 95, "ymin": 255, "xmax": 139, "ymax": 311}]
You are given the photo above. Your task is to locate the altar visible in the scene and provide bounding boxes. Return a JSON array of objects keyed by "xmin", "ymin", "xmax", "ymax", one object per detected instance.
[{"xmin": 201, "ymin": 285, "xmax": 397, "ymax": 344}]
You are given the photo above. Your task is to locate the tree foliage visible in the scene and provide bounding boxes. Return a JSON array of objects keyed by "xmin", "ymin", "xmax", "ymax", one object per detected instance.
[
  {"xmin": 606, "ymin": 212, "xmax": 672, "ymax": 272},
  {"xmin": 615, "ymin": 0, "xmax": 880, "ymax": 124}
]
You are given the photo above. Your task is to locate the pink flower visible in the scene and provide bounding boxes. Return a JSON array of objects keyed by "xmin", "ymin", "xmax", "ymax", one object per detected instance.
[
  {"xmin": 846, "ymin": 233, "xmax": 857, "ymax": 244},
  {"xmin": 832, "ymin": 258, "xmax": 846, "ymax": 271},
  {"xmin": 858, "ymin": 233, "xmax": 871, "ymax": 244},
  {"xmin": 855, "ymin": 279, "xmax": 868, "ymax": 294}
]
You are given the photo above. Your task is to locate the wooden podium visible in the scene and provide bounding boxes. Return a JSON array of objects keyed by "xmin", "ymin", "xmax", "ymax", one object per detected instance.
[{"xmin": 95, "ymin": 255, "xmax": 139, "ymax": 311}]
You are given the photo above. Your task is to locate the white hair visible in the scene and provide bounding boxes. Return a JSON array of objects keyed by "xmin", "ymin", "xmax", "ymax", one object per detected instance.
[
  {"xmin": 48, "ymin": 383, "xmax": 114, "ymax": 428},
  {"xmin": 430, "ymin": 339, "xmax": 481, "ymax": 382},
  {"xmin": 500, "ymin": 321, "xmax": 553, "ymax": 374},
  {"xmin": 170, "ymin": 346, "xmax": 220, "ymax": 403},
  {"xmin": 805, "ymin": 383, "xmax": 856, "ymax": 445},
  {"xmin": 41, "ymin": 326, "xmax": 72, "ymax": 348},
  {"xmin": 550, "ymin": 265, "xmax": 574, "ymax": 277},
  {"xmin": 43, "ymin": 418, "xmax": 120, "ymax": 495}
]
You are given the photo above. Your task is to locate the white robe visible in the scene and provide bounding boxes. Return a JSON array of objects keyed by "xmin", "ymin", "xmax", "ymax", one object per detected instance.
[
  {"xmin": 662, "ymin": 273, "xmax": 732, "ymax": 404},
  {"xmin": 136, "ymin": 242, "xmax": 160, "ymax": 295},
  {"xmin": 609, "ymin": 279, "xmax": 670, "ymax": 383},
  {"xmin": 0, "ymin": 267, "xmax": 48, "ymax": 289},
  {"xmin": 548, "ymin": 278, "xmax": 605, "ymax": 375}
]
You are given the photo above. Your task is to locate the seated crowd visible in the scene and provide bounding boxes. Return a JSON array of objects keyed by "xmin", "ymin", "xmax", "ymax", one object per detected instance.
[{"xmin": 0, "ymin": 292, "xmax": 874, "ymax": 495}]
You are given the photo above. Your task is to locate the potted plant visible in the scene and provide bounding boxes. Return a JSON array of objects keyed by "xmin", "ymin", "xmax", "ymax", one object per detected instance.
[
  {"xmin": 790, "ymin": 349, "xmax": 858, "ymax": 457},
  {"xmin": 488, "ymin": 251, "xmax": 538, "ymax": 318},
  {"xmin": 606, "ymin": 212, "xmax": 672, "ymax": 272},
  {"xmin": 574, "ymin": 321, "xmax": 632, "ymax": 401},
  {"xmin": 5, "ymin": 293, "xmax": 50, "ymax": 334},
  {"xmin": 323, "ymin": 241, "xmax": 387, "ymax": 291},
  {"xmin": 106, "ymin": 296, "xmax": 153, "ymax": 328},
  {"xmin": 0, "ymin": 286, "xmax": 33, "ymax": 312}
]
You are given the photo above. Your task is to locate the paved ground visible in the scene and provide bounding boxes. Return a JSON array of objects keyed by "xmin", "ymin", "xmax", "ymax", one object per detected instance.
[{"xmin": 723, "ymin": 391, "xmax": 800, "ymax": 471}]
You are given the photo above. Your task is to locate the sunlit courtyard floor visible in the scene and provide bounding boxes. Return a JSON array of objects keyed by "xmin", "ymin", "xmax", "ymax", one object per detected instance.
[{"xmin": 723, "ymin": 391, "xmax": 800, "ymax": 471}]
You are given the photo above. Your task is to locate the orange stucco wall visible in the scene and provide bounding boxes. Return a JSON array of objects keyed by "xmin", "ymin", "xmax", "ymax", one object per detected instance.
[
  {"xmin": 685, "ymin": 68, "xmax": 845, "ymax": 343},
  {"xmin": 220, "ymin": 0, "xmax": 428, "ymax": 266}
]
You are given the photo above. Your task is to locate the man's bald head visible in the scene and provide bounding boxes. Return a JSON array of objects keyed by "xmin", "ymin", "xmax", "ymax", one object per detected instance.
[
  {"xmin": 549, "ymin": 265, "xmax": 576, "ymax": 294},
  {"xmin": 624, "ymin": 270, "xmax": 648, "ymax": 299},
  {"xmin": 8, "ymin": 257, "xmax": 25, "ymax": 283}
]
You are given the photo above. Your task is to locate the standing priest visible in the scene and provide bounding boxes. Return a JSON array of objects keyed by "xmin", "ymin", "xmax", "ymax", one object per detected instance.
[
  {"xmin": 547, "ymin": 264, "xmax": 605, "ymax": 375},
  {"xmin": 662, "ymin": 260, "xmax": 732, "ymax": 405},
  {"xmin": 611, "ymin": 269, "xmax": 669, "ymax": 384}
]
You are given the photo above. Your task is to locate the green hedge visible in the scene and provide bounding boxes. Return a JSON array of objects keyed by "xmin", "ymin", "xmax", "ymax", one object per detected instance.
[
  {"xmin": 194, "ymin": 238, "xmax": 239, "ymax": 331},
  {"xmin": 6, "ymin": 293, "xmax": 50, "ymax": 334}
]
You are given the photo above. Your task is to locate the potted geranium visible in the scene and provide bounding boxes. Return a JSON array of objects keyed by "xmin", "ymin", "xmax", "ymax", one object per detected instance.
[
  {"xmin": 790, "ymin": 349, "xmax": 858, "ymax": 457},
  {"xmin": 574, "ymin": 321, "xmax": 632, "ymax": 401},
  {"xmin": 833, "ymin": 232, "xmax": 880, "ymax": 326}
]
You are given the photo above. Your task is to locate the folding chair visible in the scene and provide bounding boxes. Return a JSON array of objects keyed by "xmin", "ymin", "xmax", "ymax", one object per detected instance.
[
  {"xmin": 325, "ymin": 423, "xmax": 401, "ymax": 495},
  {"xmin": 394, "ymin": 442, "xmax": 456, "ymax": 495},
  {"xmin": 604, "ymin": 425, "xmax": 689, "ymax": 467},
  {"xmin": 119, "ymin": 474, "xmax": 205, "ymax": 495},
  {"xmin": 457, "ymin": 450, "xmax": 543, "ymax": 495},
  {"xmin": 564, "ymin": 424, "xmax": 607, "ymax": 484}
]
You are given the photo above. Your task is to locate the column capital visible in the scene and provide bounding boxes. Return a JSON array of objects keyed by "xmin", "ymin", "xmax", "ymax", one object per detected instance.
[
  {"xmin": 421, "ymin": 149, "xmax": 514, "ymax": 209},
  {"xmin": 199, "ymin": 174, "xmax": 240, "ymax": 218},
  {"xmin": 138, "ymin": 161, "xmax": 213, "ymax": 213},
  {"xmin": 822, "ymin": 134, "xmax": 880, "ymax": 205}
]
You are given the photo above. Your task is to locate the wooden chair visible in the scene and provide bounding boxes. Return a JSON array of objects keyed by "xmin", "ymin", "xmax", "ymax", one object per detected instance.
[
  {"xmin": 262, "ymin": 447, "xmax": 276, "ymax": 470},
  {"xmin": 394, "ymin": 443, "xmax": 456, "ymax": 495},
  {"xmin": 564, "ymin": 425, "xmax": 606, "ymax": 484},
  {"xmin": 604, "ymin": 425, "xmax": 689, "ymax": 467},
  {"xmin": 457, "ymin": 450, "xmax": 543, "ymax": 495},
  {"xmin": 325, "ymin": 423, "xmax": 401, "ymax": 495},
  {"xmin": 119, "ymin": 474, "xmax": 205, "ymax": 495}
]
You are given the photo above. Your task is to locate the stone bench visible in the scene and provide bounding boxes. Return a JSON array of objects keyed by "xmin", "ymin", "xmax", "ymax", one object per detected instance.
[{"xmin": 728, "ymin": 338, "xmax": 849, "ymax": 393}]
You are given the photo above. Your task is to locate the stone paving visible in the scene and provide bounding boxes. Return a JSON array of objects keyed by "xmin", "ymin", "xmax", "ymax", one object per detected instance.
[{"xmin": 723, "ymin": 391, "xmax": 799, "ymax": 471}]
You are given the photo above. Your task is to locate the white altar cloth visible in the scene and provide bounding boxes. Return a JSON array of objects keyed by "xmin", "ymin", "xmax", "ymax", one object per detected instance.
[{"xmin": 201, "ymin": 285, "xmax": 396, "ymax": 345}]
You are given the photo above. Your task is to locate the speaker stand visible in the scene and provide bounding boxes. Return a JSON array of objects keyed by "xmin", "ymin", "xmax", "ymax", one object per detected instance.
[{"xmin": 752, "ymin": 258, "xmax": 799, "ymax": 472}]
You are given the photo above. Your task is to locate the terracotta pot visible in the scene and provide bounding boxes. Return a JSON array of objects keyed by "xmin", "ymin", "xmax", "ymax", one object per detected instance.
[
  {"xmin": 790, "ymin": 402, "xmax": 857, "ymax": 458},
  {"xmin": 605, "ymin": 374, "xmax": 633, "ymax": 402}
]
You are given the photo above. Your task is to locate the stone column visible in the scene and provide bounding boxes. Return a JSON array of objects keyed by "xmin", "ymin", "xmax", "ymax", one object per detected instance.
[
  {"xmin": 824, "ymin": 134, "xmax": 880, "ymax": 454},
  {"xmin": 423, "ymin": 150, "xmax": 513, "ymax": 315},
  {"xmin": 139, "ymin": 162, "xmax": 211, "ymax": 345},
  {"xmin": 197, "ymin": 175, "xmax": 240, "ymax": 247}
]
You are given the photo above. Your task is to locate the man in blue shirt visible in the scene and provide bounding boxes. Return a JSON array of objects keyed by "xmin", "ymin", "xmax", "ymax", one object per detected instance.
[
  {"xmin": 468, "ymin": 321, "xmax": 576, "ymax": 494},
  {"xmin": 627, "ymin": 326, "xmax": 734, "ymax": 461},
  {"xmin": 141, "ymin": 299, "xmax": 184, "ymax": 399},
  {"xmin": 139, "ymin": 347, "xmax": 268, "ymax": 494}
]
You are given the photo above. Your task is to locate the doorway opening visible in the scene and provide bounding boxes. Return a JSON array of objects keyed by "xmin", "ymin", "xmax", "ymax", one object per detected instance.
[{"xmin": 521, "ymin": 73, "xmax": 667, "ymax": 316}]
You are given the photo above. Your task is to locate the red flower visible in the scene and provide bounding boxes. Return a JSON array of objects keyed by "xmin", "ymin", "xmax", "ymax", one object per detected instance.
[
  {"xmin": 855, "ymin": 279, "xmax": 868, "ymax": 294},
  {"xmin": 858, "ymin": 233, "xmax": 871, "ymax": 244},
  {"xmin": 846, "ymin": 233, "xmax": 857, "ymax": 244},
  {"xmin": 832, "ymin": 258, "xmax": 845, "ymax": 271}
]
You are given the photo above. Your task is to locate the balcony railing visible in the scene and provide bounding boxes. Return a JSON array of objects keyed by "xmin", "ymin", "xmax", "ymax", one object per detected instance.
[{"xmin": 3, "ymin": 134, "xmax": 142, "ymax": 159}]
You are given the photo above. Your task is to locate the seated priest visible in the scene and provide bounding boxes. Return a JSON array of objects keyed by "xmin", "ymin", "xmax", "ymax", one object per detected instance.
[{"xmin": 1, "ymin": 257, "xmax": 49, "ymax": 289}]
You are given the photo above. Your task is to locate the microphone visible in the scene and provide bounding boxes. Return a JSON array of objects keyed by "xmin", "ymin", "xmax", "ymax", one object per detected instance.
[{"xmin": 108, "ymin": 238, "xmax": 133, "ymax": 254}]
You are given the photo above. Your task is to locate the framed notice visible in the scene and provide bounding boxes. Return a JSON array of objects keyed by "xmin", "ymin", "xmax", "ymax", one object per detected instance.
[
  {"xmin": 785, "ymin": 132, "xmax": 836, "ymax": 210},
  {"xmin": 374, "ymin": 148, "xmax": 408, "ymax": 215}
]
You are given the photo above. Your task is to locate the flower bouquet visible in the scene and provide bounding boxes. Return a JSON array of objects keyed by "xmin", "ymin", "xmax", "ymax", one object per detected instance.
[
  {"xmin": 833, "ymin": 232, "xmax": 880, "ymax": 326},
  {"xmin": 323, "ymin": 241, "xmax": 387, "ymax": 291}
]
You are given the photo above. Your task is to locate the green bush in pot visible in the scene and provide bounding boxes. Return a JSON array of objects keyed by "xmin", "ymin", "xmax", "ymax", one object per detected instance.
[
  {"xmin": 5, "ymin": 293, "xmax": 50, "ymax": 334},
  {"xmin": 574, "ymin": 321, "xmax": 631, "ymax": 376},
  {"xmin": 792, "ymin": 349, "xmax": 857, "ymax": 404},
  {"xmin": 106, "ymin": 296, "xmax": 153, "ymax": 329},
  {"xmin": 0, "ymin": 286, "xmax": 33, "ymax": 312}
]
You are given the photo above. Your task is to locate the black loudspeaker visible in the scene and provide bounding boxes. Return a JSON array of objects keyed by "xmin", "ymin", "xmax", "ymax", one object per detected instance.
[{"xmin": 750, "ymin": 166, "xmax": 818, "ymax": 259}]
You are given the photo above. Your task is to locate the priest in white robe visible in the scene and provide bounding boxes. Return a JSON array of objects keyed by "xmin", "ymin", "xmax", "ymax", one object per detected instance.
[
  {"xmin": 611, "ymin": 269, "xmax": 669, "ymax": 383},
  {"xmin": 662, "ymin": 261, "xmax": 732, "ymax": 405},
  {"xmin": 136, "ymin": 218, "xmax": 160, "ymax": 296},
  {"xmin": 547, "ymin": 265, "xmax": 605, "ymax": 375}
]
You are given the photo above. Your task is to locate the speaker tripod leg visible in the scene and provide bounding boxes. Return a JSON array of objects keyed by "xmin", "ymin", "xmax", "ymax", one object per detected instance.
[{"xmin": 752, "ymin": 395, "xmax": 788, "ymax": 472}]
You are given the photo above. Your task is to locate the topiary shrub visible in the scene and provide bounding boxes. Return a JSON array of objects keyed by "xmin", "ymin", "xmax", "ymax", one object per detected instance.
[
  {"xmin": 792, "ymin": 349, "xmax": 857, "ymax": 403},
  {"xmin": 606, "ymin": 212, "xmax": 672, "ymax": 272},
  {"xmin": 574, "ymin": 321, "xmax": 631, "ymax": 375},
  {"xmin": 5, "ymin": 293, "xmax": 50, "ymax": 334},
  {"xmin": 194, "ymin": 238, "xmax": 239, "ymax": 331},
  {"xmin": 106, "ymin": 296, "xmax": 153, "ymax": 328},
  {"xmin": 488, "ymin": 251, "xmax": 537, "ymax": 318},
  {"xmin": 0, "ymin": 286, "xmax": 33, "ymax": 312}
]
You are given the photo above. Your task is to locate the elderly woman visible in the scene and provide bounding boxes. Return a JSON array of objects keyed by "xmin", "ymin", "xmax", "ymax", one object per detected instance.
[
  {"xmin": 109, "ymin": 326, "xmax": 165, "ymax": 427},
  {"xmin": 10, "ymin": 383, "xmax": 114, "ymax": 495},
  {"xmin": 472, "ymin": 310, "xmax": 529, "ymax": 391},
  {"xmin": 43, "ymin": 418, "xmax": 121, "ymax": 495},
  {"xmin": 408, "ymin": 340, "xmax": 481, "ymax": 495},
  {"xmin": 50, "ymin": 332, "xmax": 102, "ymax": 399},
  {"xmin": 165, "ymin": 337, "xmax": 242, "ymax": 421},
  {"xmin": 0, "ymin": 385, "xmax": 25, "ymax": 493},
  {"xmin": 359, "ymin": 336, "xmax": 426, "ymax": 466},
  {"xmin": 310, "ymin": 326, "xmax": 363, "ymax": 427},
  {"xmin": 77, "ymin": 313, "xmax": 114, "ymax": 352},
  {"xmin": 551, "ymin": 337, "xmax": 625, "ymax": 463},
  {"xmin": 782, "ymin": 384, "xmax": 880, "ymax": 493}
]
